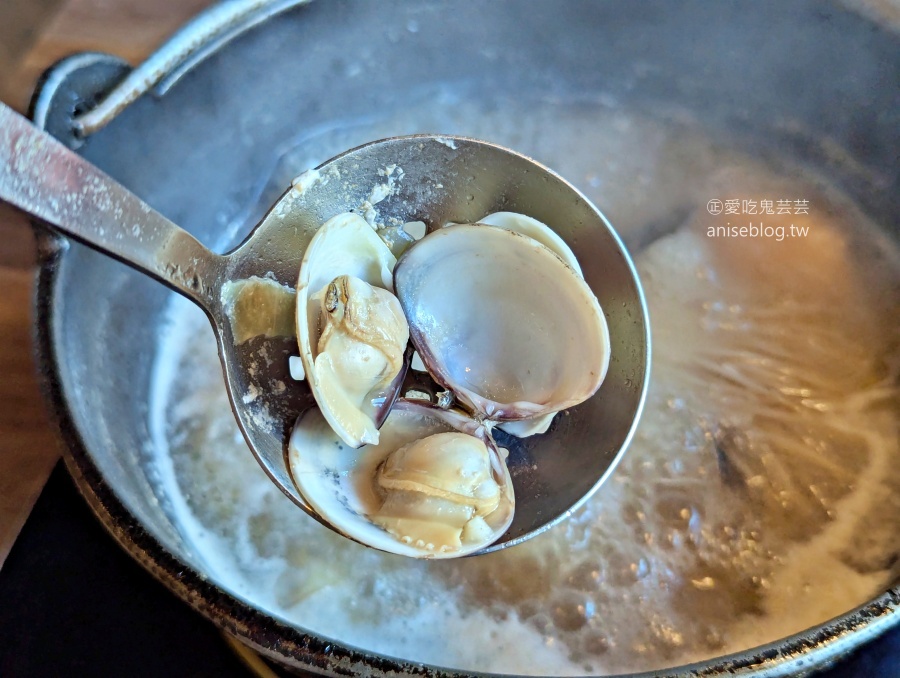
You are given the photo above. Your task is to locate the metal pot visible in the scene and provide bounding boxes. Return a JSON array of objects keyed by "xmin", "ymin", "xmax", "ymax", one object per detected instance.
[{"xmin": 31, "ymin": 0, "xmax": 899, "ymax": 675}]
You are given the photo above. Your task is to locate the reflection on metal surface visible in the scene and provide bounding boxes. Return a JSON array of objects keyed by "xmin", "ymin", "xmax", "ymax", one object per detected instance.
[{"xmin": 73, "ymin": 0, "xmax": 311, "ymax": 137}]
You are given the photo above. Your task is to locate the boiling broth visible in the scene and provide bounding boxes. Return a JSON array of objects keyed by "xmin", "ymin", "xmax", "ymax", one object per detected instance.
[{"xmin": 148, "ymin": 99, "xmax": 899, "ymax": 674}]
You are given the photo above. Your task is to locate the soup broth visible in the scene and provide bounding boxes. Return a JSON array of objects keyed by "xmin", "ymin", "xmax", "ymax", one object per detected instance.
[{"xmin": 149, "ymin": 98, "xmax": 899, "ymax": 674}]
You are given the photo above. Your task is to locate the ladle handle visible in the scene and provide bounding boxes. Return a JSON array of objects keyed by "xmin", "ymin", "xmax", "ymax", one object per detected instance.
[{"xmin": 0, "ymin": 102, "xmax": 225, "ymax": 309}]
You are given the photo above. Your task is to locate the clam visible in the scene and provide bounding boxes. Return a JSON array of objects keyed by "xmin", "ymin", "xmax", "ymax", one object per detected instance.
[
  {"xmin": 394, "ymin": 223, "xmax": 610, "ymax": 423},
  {"xmin": 296, "ymin": 212, "xmax": 410, "ymax": 448},
  {"xmin": 289, "ymin": 399, "xmax": 514, "ymax": 558},
  {"xmin": 291, "ymin": 211, "xmax": 610, "ymax": 557}
]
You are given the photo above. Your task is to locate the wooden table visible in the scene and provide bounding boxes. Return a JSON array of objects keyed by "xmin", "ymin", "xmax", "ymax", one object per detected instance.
[{"xmin": 0, "ymin": 0, "xmax": 213, "ymax": 569}]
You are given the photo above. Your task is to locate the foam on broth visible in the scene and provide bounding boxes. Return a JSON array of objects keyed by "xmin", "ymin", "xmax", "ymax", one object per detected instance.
[{"xmin": 148, "ymin": 99, "xmax": 899, "ymax": 674}]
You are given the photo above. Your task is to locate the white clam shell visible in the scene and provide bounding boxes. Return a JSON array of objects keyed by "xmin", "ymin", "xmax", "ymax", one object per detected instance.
[
  {"xmin": 496, "ymin": 413, "xmax": 555, "ymax": 438},
  {"xmin": 394, "ymin": 223, "xmax": 611, "ymax": 422},
  {"xmin": 296, "ymin": 212, "xmax": 408, "ymax": 448},
  {"xmin": 288, "ymin": 400, "xmax": 514, "ymax": 558},
  {"xmin": 476, "ymin": 212, "xmax": 585, "ymax": 436},
  {"xmin": 474, "ymin": 211, "xmax": 583, "ymax": 277}
]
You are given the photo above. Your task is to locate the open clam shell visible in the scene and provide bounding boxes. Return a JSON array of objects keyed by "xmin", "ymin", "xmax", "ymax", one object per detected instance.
[
  {"xmin": 288, "ymin": 399, "xmax": 515, "ymax": 558},
  {"xmin": 394, "ymin": 223, "xmax": 611, "ymax": 422},
  {"xmin": 296, "ymin": 212, "xmax": 410, "ymax": 448}
]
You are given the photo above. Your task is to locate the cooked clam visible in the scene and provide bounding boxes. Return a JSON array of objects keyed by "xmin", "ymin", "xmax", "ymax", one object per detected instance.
[
  {"xmin": 296, "ymin": 212, "xmax": 409, "ymax": 448},
  {"xmin": 288, "ymin": 399, "xmax": 514, "ymax": 558},
  {"xmin": 374, "ymin": 431, "xmax": 504, "ymax": 551},
  {"xmin": 394, "ymin": 223, "xmax": 610, "ymax": 423}
]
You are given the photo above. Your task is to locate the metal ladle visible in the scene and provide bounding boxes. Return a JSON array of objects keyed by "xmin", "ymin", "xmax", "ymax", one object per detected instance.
[{"xmin": 0, "ymin": 101, "xmax": 649, "ymax": 554}]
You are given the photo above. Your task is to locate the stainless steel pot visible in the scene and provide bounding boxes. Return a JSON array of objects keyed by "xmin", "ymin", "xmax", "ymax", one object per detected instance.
[{"xmin": 31, "ymin": 1, "xmax": 899, "ymax": 675}]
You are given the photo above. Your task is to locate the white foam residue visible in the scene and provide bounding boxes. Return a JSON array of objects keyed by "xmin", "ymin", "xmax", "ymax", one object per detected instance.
[
  {"xmin": 357, "ymin": 200, "xmax": 379, "ymax": 228},
  {"xmin": 368, "ymin": 182, "xmax": 392, "ymax": 204},
  {"xmin": 434, "ymin": 136, "xmax": 458, "ymax": 149},
  {"xmin": 291, "ymin": 168, "xmax": 325, "ymax": 194},
  {"xmin": 242, "ymin": 383, "xmax": 260, "ymax": 404},
  {"xmin": 296, "ymin": 589, "xmax": 588, "ymax": 675},
  {"xmin": 356, "ymin": 164, "xmax": 404, "ymax": 229}
]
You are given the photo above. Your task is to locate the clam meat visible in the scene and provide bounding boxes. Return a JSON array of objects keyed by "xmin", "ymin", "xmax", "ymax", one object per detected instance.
[
  {"xmin": 289, "ymin": 399, "xmax": 514, "ymax": 558},
  {"xmin": 296, "ymin": 212, "xmax": 410, "ymax": 448},
  {"xmin": 315, "ymin": 273, "xmax": 409, "ymax": 436},
  {"xmin": 374, "ymin": 431, "xmax": 505, "ymax": 551}
]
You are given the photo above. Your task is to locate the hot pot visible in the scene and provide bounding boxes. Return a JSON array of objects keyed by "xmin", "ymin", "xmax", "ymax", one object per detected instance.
[{"xmin": 29, "ymin": 0, "xmax": 899, "ymax": 675}]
